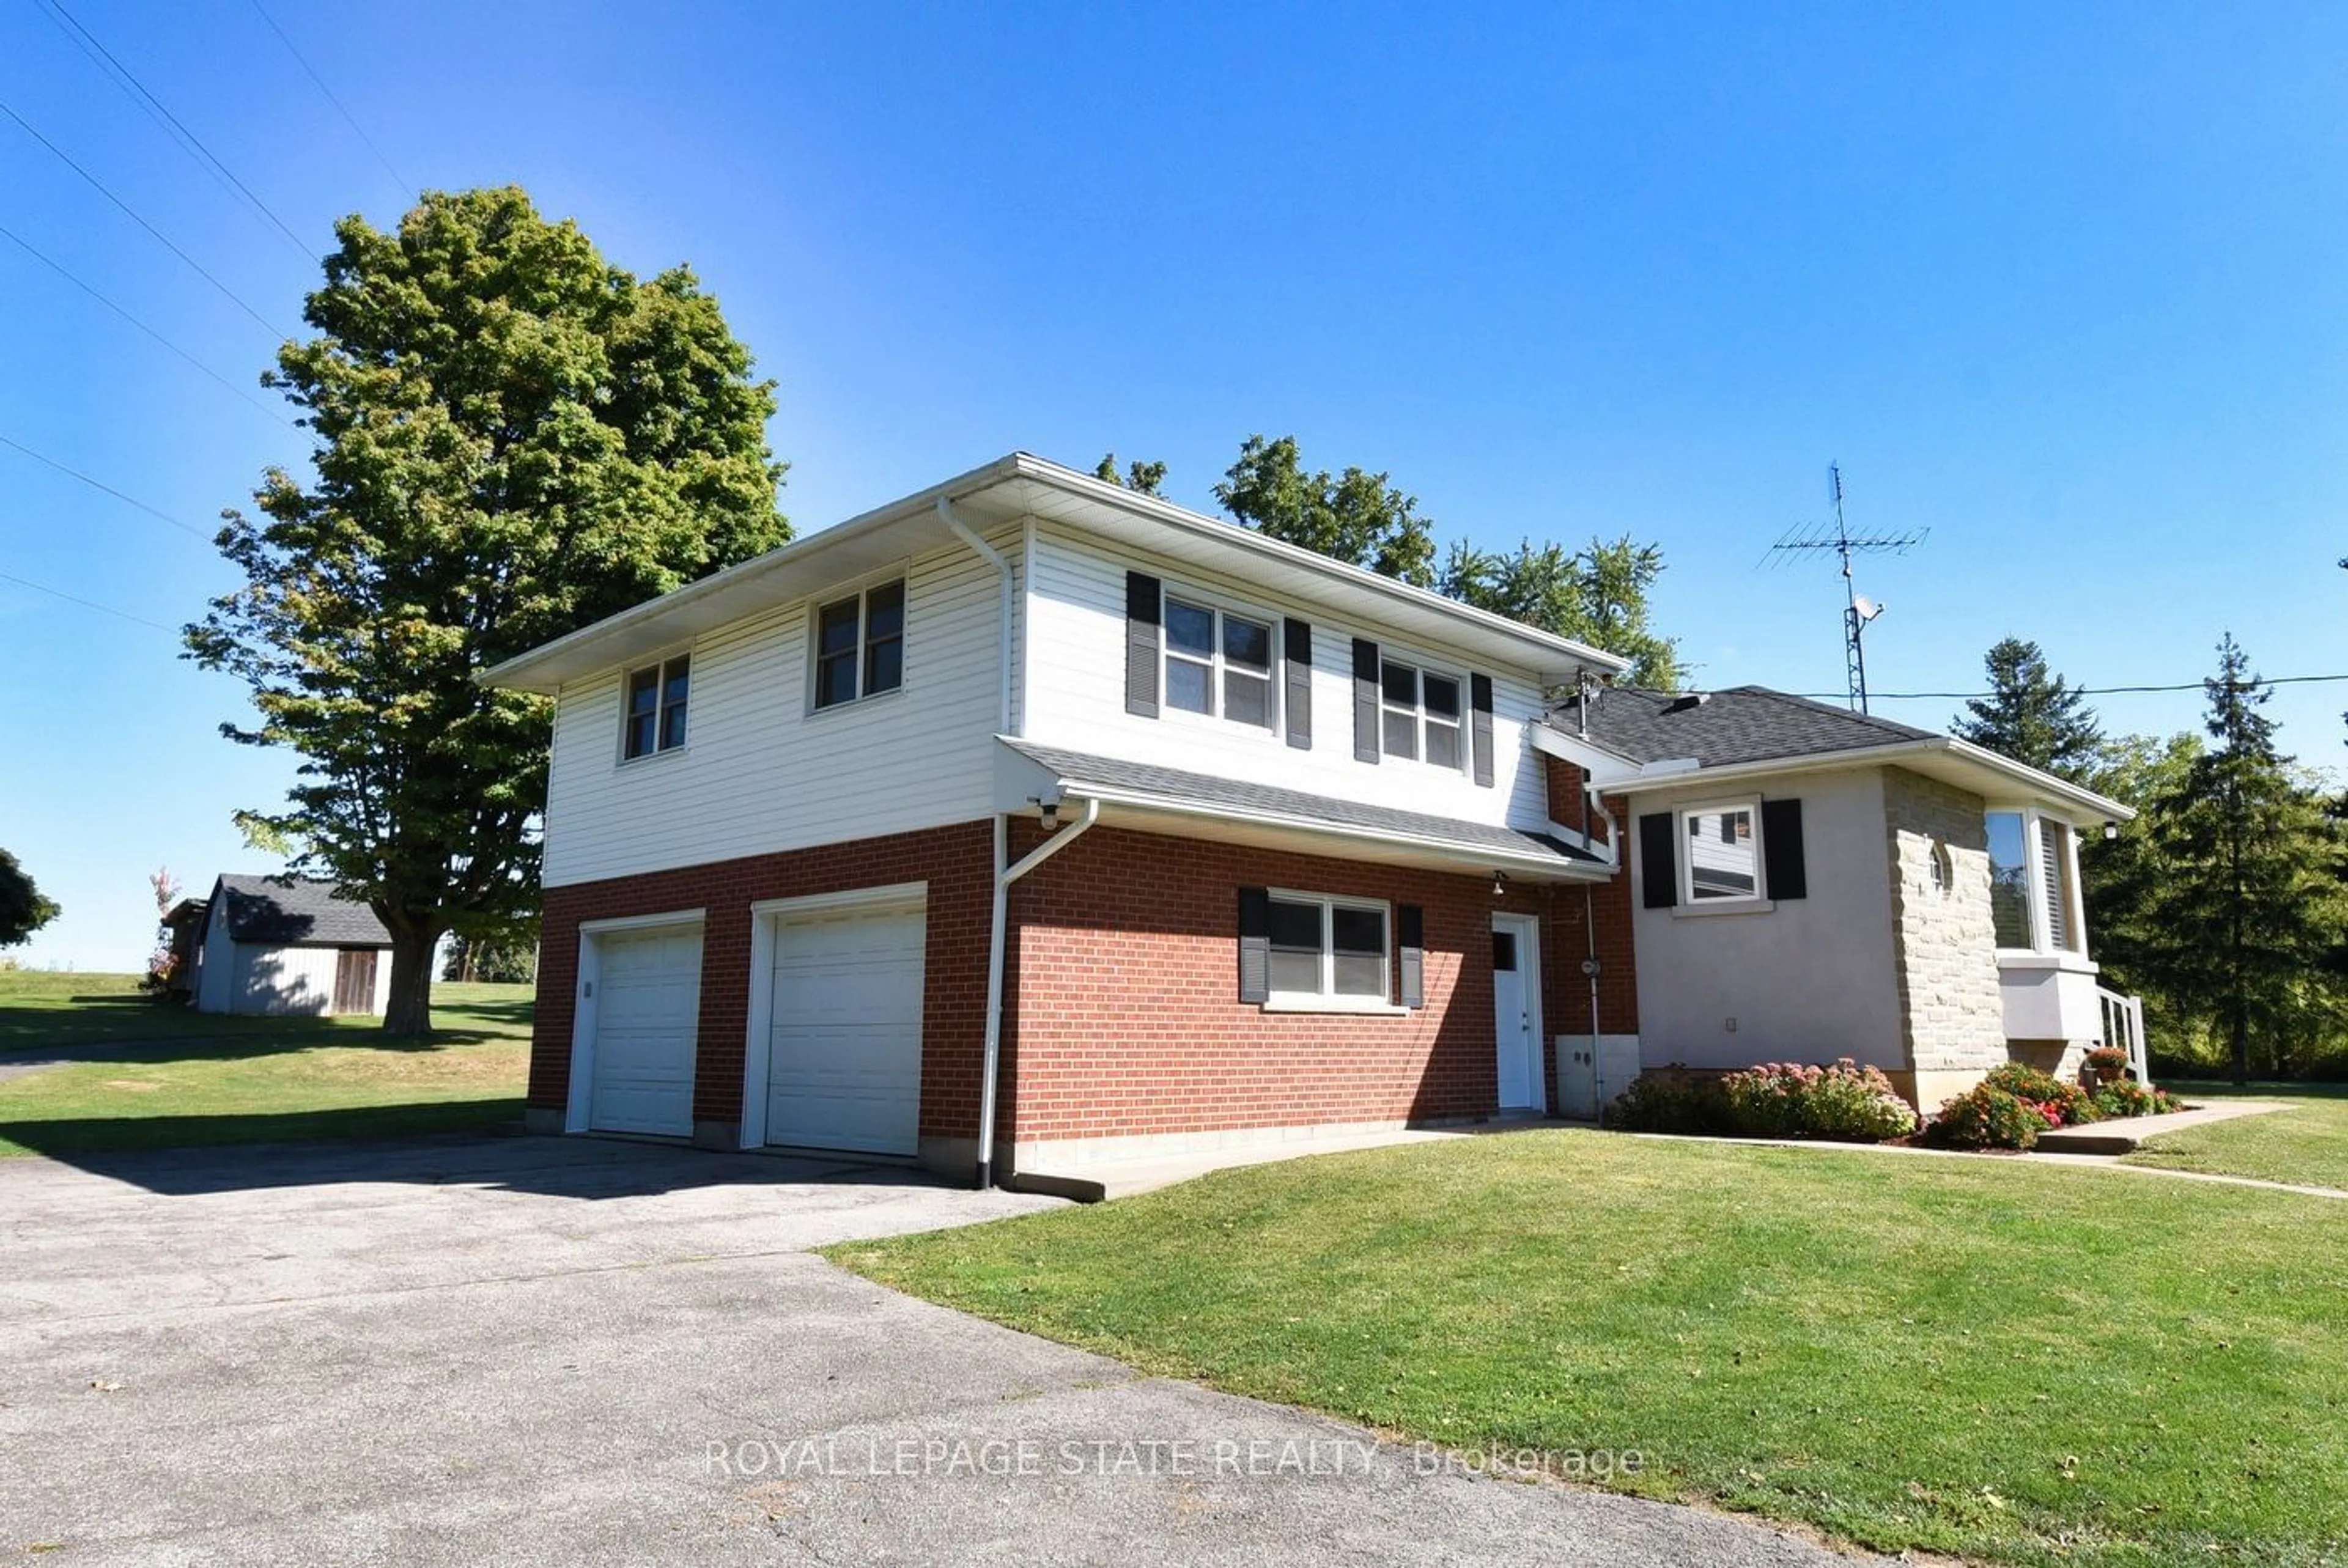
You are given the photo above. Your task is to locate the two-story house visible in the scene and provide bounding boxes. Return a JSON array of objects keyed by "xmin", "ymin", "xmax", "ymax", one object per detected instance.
[{"xmin": 485, "ymin": 452, "xmax": 2140, "ymax": 1190}]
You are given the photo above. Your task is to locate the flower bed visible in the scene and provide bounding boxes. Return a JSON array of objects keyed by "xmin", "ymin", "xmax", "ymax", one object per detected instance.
[
  {"xmin": 1925, "ymin": 1061, "xmax": 2182, "ymax": 1151},
  {"xmin": 1608, "ymin": 1059, "xmax": 1916, "ymax": 1143}
]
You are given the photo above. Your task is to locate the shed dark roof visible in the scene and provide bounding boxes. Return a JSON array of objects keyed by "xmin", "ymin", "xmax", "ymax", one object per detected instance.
[
  {"xmin": 1002, "ymin": 741, "xmax": 1602, "ymax": 867},
  {"xmin": 212, "ymin": 875, "xmax": 392, "ymax": 948},
  {"xmin": 1549, "ymin": 685, "xmax": 1937, "ymax": 768}
]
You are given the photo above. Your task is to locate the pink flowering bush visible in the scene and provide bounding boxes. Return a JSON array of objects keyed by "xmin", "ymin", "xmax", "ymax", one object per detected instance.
[
  {"xmin": 1719, "ymin": 1059, "xmax": 1918, "ymax": 1142},
  {"xmin": 2090, "ymin": 1081, "xmax": 2183, "ymax": 1119},
  {"xmin": 1982, "ymin": 1062, "xmax": 2099, "ymax": 1126}
]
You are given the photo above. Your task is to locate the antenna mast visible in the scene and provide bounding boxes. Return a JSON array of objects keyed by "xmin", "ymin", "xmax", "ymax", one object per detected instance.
[{"xmin": 1762, "ymin": 463, "xmax": 1927, "ymax": 713}]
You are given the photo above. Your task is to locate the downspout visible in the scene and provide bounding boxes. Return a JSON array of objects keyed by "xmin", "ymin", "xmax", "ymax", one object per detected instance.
[
  {"xmin": 937, "ymin": 493, "xmax": 1021, "ymax": 1188},
  {"xmin": 975, "ymin": 795, "xmax": 1099, "ymax": 1188}
]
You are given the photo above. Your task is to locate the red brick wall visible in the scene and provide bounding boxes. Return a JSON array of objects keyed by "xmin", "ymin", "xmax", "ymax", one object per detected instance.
[
  {"xmin": 530, "ymin": 820, "xmax": 995, "ymax": 1139},
  {"xmin": 1001, "ymin": 821, "xmax": 1567, "ymax": 1148},
  {"xmin": 1542, "ymin": 756, "xmax": 1640, "ymax": 1036}
]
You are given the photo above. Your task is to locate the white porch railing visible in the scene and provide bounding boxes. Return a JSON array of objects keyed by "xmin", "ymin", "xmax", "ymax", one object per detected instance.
[{"xmin": 2097, "ymin": 987, "xmax": 2150, "ymax": 1087}]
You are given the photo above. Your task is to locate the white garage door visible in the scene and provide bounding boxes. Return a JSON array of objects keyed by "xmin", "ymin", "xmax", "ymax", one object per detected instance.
[
  {"xmin": 764, "ymin": 903, "xmax": 925, "ymax": 1155},
  {"xmin": 588, "ymin": 924, "xmax": 702, "ymax": 1137}
]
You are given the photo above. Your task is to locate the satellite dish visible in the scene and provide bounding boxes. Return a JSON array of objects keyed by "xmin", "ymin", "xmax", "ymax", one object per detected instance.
[{"xmin": 1852, "ymin": 594, "xmax": 1884, "ymax": 622}]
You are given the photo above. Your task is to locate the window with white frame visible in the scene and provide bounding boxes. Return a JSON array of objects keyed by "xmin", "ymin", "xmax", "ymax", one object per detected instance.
[
  {"xmin": 813, "ymin": 580, "xmax": 905, "ymax": 710},
  {"xmin": 1680, "ymin": 800, "xmax": 1760, "ymax": 902},
  {"xmin": 1987, "ymin": 809, "xmax": 2083, "ymax": 954},
  {"xmin": 622, "ymin": 655, "xmax": 690, "ymax": 760},
  {"xmin": 1266, "ymin": 891, "xmax": 1389, "ymax": 1003},
  {"xmin": 1379, "ymin": 660, "xmax": 1464, "ymax": 768},
  {"xmin": 1164, "ymin": 595, "xmax": 1275, "ymax": 729}
]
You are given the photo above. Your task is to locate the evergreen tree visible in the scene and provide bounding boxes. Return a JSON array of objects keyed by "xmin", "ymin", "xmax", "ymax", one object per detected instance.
[
  {"xmin": 1952, "ymin": 638, "xmax": 2103, "ymax": 782},
  {"xmin": 2142, "ymin": 636, "xmax": 2348, "ymax": 1081}
]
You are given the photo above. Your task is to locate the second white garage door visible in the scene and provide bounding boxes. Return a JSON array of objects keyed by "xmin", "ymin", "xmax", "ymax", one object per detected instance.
[{"xmin": 764, "ymin": 902, "xmax": 926, "ymax": 1155}]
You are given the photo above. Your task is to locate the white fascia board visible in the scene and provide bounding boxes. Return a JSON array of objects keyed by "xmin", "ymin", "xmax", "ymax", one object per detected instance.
[
  {"xmin": 1525, "ymin": 723, "xmax": 1647, "ymax": 784},
  {"xmin": 1593, "ymin": 736, "xmax": 2135, "ymax": 822},
  {"xmin": 1006, "ymin": 455, "xmax": 1632, "ymax": 679},
  {"xmin": 484, "ymin": 450, "xmax": 1635, "ymax": 695},
  {"xmin": 480, "ymin": 453, "xmax": 1031, "ymax": 693}
]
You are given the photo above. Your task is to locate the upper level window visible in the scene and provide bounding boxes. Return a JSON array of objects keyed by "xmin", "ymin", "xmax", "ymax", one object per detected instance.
[
  {"xmin": 1988, "ymin": 809, "xmax": 2081, "ymax": 954},
  {"xmin": 814, "ymin": 580, "xmax": 905, "ymax": 710},
  {"xmin": 1380, "ymin": 661, "xmax": 1463, "ymax": 768},
  {"xmin": 1164, "ymin": 596, "xmax": 1274, "ymax": 730},
  {"xmin": 1268, "ymin": 891, "xmax": 1389, "ymax": 1004},
  {"xmin": 1681, "ymin": 802, "xmax": 1759, "ymax": 902},
  {"xmin": 623, "ymin": 655, "xmax": 690, "ymax": 759}
]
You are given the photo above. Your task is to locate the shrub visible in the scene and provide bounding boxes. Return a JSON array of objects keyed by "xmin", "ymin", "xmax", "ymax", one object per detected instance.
[
  {"xmin": 1719, "ymin": 1059, "xmax": 1918, "ymax": 1141},
  {"xmin": 1929, "ymin": 1084, "xmax": 2047, "ymax": 1150},
  {"xmin": 1983, "ymin": 1062, "xmax": 2097, "ymax": 1126},
  {"xmin": 2090, "ymin": 1081, "xmax": 2185, "ymax": 1119},
  {"xmin": 1604, "ymin": 1071, "xmax": 1733, "ymax": 1136}
]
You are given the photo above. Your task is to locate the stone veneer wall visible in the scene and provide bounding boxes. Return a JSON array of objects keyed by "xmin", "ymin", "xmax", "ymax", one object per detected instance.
[{"xmin": 1883, "ymin": 767, "xmax": 2009, "ymax": 1106}]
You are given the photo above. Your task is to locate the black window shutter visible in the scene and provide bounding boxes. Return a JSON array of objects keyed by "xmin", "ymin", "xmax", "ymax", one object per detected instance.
[
  {"xmin": 1237, "ymin": 887, "xmax": 1271, "ymax": 1004},
  {"xmin": 1397, "ymin": 903, "xmax": 1425, "ymax": 1009},
  {"xmin": 1469, "ymin": 673, "xmax": 1496, "ymax": 787},
  {"xmin": 1351, "ymin": 637, "xmax": 1381, "ymax": 762},
  {"xmin": 1761, "ymin": 798, "xmax": 1807, "ymax": 900},
  {"xmin": 1124, "ymin": 571, "xmax": 1162, "ymax": 718},
  {"xmin": 1283, "ymin": 618, "xmax": 1313, "ymax": 750},
  {"xmin": 1638, "ymin": 813, "xmax": 1678, "ymax": 909}
]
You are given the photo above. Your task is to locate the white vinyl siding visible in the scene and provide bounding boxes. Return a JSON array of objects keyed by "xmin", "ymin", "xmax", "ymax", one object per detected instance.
[
  {"xmin": 1021, "ymin": 521, "xmax": 1552, "ymax": 831},
  {"xmin": 541, "ymin": 526, "xmax": 1017, "ymax": 888}
]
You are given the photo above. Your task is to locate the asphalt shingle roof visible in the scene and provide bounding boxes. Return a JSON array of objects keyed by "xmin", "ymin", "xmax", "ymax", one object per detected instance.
[
  {"xmin": 1549, "ymin": 685, "xmax": 1936, "ymax": 768},
  {"xmin": 213, "ymin": 875, "xmax": 392, "ymax": 948},
  {"xmin": 1001, "ymin": 742, "xmax": 1601, "ymax": 866}
]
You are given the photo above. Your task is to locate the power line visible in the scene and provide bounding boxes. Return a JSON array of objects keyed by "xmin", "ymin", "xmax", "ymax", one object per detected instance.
[
  {"xmin": 0, "ymin": 433, "xmax": 213, "ymax": 542},
  {"xmin": 0, "ymin": 569, "xmax": 179, "ymax": 633},
  {"xmin": 1790, "ymin": 675, "xmax": 2348, "ymax": 702},
  {"xmin": 0, "ymin": 223, "xmax": 292, "ymax": 428},
  {"xmin": 247, "ymin": 0, "xmax": 415, "ymax": 201},
  {"xmin": 32, "ymin": 0, "xmax": 315, "ymax": 259},
  {"xmin": 0, "ymin": 96, "xmax": 287, "ymax": 338}
]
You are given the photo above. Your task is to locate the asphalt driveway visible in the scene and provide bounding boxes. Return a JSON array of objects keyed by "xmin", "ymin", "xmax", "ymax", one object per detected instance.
[{"xmin": 1, "ymin": 1135, "xmax": 1871, "ymax": 1566}]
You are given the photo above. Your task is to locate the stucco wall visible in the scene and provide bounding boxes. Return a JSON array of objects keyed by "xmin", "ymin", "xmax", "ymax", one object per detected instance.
[
  {"xmin": 1628, "ymin": 767, "xmax": 1905, "ymax": 1070},
  {"xmin": 1882, "ymin": 767, "xmax": 2007, "ymax": 1089}
]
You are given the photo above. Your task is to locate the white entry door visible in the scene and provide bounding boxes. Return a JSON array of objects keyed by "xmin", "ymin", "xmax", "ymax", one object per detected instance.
[
  {"xmin": 1493, "ymin": 914, "xmax": 1543, "ymax": 1112},
  {"xmin": 586, "ymin": 923, "xmax": 702, "ymax": 1136},
  {"xmin": 764, "ymin": 902, "xmax": 926, "ymax": 1155}
]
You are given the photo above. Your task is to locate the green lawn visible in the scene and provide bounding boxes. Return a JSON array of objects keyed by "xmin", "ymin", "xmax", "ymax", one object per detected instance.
[
  {"xmin": 0, "ymin": 971, "xmax": 532, "ymax": 1159},
  {"xmin": 2124, "ymin": 1081, "xmax": 2348, "ymax": 1191},
  {"xmin": 829, "ymin": 1132, "xmax": 2348, "ymax": 1567}
]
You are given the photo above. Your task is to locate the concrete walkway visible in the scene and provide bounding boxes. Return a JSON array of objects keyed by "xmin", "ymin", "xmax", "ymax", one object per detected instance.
[
  {"xmin": 0, "ymin": 1134, "xmax": 1875, "ymax": 1568},
  {"xmin": 2034, "ymin": 1097, "xmax": 2288, "ymax": 1154}
]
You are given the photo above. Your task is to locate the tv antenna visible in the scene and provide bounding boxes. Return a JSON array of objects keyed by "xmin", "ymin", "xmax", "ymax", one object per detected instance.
[{"xmin": 1763, "ymin": 463, "xmax": 1927, "ymax": 713}]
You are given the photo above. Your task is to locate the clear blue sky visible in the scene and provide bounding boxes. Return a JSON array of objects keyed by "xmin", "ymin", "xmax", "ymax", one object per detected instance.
[{"xmin": 3, "ymin": 1, "xmax": 2342, "ymax": 970}]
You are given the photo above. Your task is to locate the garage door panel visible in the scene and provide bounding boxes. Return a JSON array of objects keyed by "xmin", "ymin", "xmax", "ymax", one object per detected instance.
[
  {"xmin": 765, "ymin": 906, "xmax": 924, "ymax": 1156},
  {"xmin": 589, "ymin": 925, "xmax": 701, "ymax": 1138}
]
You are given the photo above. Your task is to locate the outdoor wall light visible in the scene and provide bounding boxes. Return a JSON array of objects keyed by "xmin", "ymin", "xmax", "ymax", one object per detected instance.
[
  {"xmin": 1033, "ymin": 793, "xmax": 1062, "ymax": 830},
  {"xmin": 1492, "ymin": 870, "xmax": 1509, "ymax": 899},
  {"xmin": 2103, "ymin": 820, "xmax": 2120, "ymax": 841}
]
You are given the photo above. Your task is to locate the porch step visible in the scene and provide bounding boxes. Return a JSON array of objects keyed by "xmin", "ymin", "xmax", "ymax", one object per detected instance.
[{"xmin": 2035, "ymin": 1099, "xmax": 2290, "ymax": 1154}]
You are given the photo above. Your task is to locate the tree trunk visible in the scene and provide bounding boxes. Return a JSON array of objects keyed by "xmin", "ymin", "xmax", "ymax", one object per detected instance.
[{"xmin": 382, "ymin": 928, "xmax": 441, "ymax": 1038}]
